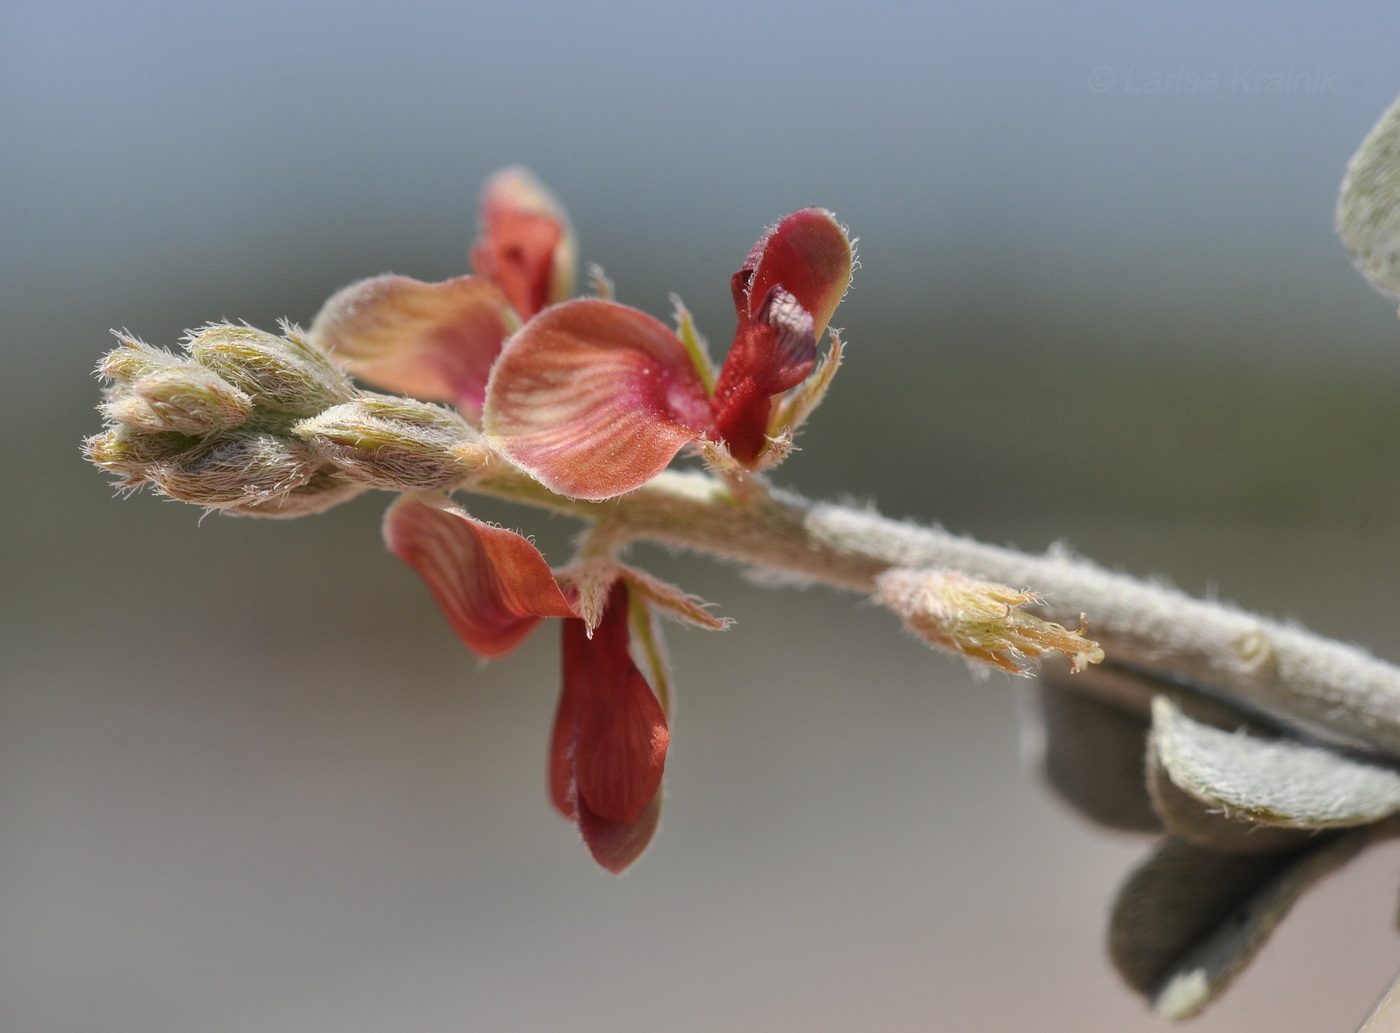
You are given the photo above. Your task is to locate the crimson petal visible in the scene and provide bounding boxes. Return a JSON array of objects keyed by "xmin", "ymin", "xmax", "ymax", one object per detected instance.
[
  {"xmin": 559, "ymin": 583, "xmax": 669, "ymax": 826},
  {"xmin": 740, "ymin": 207, "xmax": 853, "ymax": 341},
  {"xmin": 483, "ymin": 298, "xmax": 713, "ymax": 499},
  {"xmin": 383, "ymin": 495, "xmax": 575, "ymax": 659},
  {"xmin": 577, "ymin": 792, "xmax": 662, "ymax": 874}
]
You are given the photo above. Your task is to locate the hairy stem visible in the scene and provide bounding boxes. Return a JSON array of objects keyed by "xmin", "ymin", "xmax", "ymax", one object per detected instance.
[{"xmin": 471, "ymin": 464, "xmax": 1400, "ymax": 758}]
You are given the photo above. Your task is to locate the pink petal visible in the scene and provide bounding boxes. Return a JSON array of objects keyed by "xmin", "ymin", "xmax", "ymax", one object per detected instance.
[
  {"xmin": 577, "ymin": 791, "xmax": 662, "ymax": 873},
  {"xmin": 483, "ymin": 298, "xmax": 713, "ymax": 499},
  {"xmin": 739, "ymin": 208, "xmax": 853, "ymax": 341},
  {"xmin": 383, "ymin": 495, "xmax": 575, "ymax": 659},
  {"xmin": 470, "ymin": 167, "xmax": 576, "ymax": 320},
  {"xmin": 559, "ymin": 583, "xmax": 668, "ymax": 826},
  {"xmin": 308, "ymin": 274, "xmax": 512, "ymax": 420}
]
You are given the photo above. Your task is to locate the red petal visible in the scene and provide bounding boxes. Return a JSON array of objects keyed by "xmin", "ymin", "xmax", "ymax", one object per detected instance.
[
  {"xmin": 548, "ymin": 657, "xmax": 583, "ymax": 819},
  {"xmin": 483, "ymin": 299, "xmax": 713, "ymax": 499},
  {"xmin": 383, "ymin": 495, "xmax": 575, "ymax": 659},
  {"xmin": 470, "ymin": 167, "xmax": 576, "ymax": 320},
  {"xmin": 740, "ymin": 208, "xmax": 852, "ymax": 341},
  {"xmin": 308, "ymin": 274, "xmax": 512, "ymax": 421},
  {"xmin": 577, "ymin": 791, "xmax": 662, "ymax": 873},
  {"xmin": 711, "ymin": 287, "xmax": 817, "ymax": 464},
  {"xmin": 560, "ymin": 583, "xmax": 669, "ymax": 825}
]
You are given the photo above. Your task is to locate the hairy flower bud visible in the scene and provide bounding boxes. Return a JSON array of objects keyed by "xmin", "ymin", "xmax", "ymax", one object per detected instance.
[
  {"xmin": 103, "ymin": 365, "xmax": 253, "ymax": 435},
  {"xmin": 187, "ymin": 324, "xmax": 353, "ymax": 417},
  {"xmin": 226, "ymin": 467, "xmax": 367, "ymax": 518},
  {"xmin": 84, "ymin": 425, "xmax": 197, "ymax": 479},
  {"xmin": 149, "ymin": 431, "xmax": 321, "ymax": 508},
  {"xmin": 875, "ymin": 567, "xmax": 1104, "ymax": 676},
  {"xmin": 294, "ymin": 393, "xmax": 489, "ymax": 490},
  {"xmin": 99, "ymin": 334, "xmax": 181, "ymax": 383}
]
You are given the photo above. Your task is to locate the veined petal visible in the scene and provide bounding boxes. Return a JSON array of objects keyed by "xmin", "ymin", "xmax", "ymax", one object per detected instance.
[
  {"xmin": 740, "ymin": 208, "xmax": 853, "ymax": 342},
  {"xmin": 578, "ymin": 791, "xmax": 662, "ymax": 874},
  {"xmin": 483, "ymin": 298, "xmax": 713, "ymax": 499},
  {"xmin": 560, "ymin": 583, "xmax": 669, "ymax": 826},
  {"xmin": 308, "ymin": 274, "xmax": 512, "ymax": 420},
  {"xmin": 383, "ymin": 495, "xmax": 575, "ymax": 659},
  {"xmin": 471, "ymin": 167, "xmax": 577, "ymax": 320}
]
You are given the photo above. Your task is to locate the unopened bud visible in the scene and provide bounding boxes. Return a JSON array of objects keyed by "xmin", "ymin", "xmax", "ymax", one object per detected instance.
[
  {"xmin": 103, "ymin": 365, "xmax": 253, "ymax": 435},
  {"xmin": 84, "ymin": 425, "xmax": 197, "ymax": 478},
  {"xmin": 98, "ymin": 334, "xmax": 181, "ymax": 383},
  {"xmin": 294, "ymin": 394, "xmax": 489, "ymax": 490},
  {"xmin": 874, "ymin": 567, "xmax": 1104, "ymax": 676},
  {"xmin": 226, "ymin": 467, "xmax": 367, "ymax": 518},
  {"xmin": 187, "ymin": 324, "xmax": 352, "ymax": 417},
  {"xmin": 150, "ymin": 431, "xmax": 320, "ymax": 508}
]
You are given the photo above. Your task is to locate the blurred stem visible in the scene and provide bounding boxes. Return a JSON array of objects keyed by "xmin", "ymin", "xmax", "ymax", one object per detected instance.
[{"xmin": 470, "ymin": 464, "xmax": 1400, "ymax": 758}]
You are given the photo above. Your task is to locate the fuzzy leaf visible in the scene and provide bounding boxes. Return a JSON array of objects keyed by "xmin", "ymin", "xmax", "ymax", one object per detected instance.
[
  {"xmin": 483, "ymin": 298, "xmax": 713, "ymax": 499},
  {"xmin": 1146, "ymin": 743, "xmax": 1313, "ymax": 855},
  {"xmin": 1109, "ymin": 832, "xmax": 1368, "ymax": 1020},
  {"xmin": 1151, "ymin": 696, "xmax": 1400, "ymax": 828},
  {"xmin": 1022, "ymin": 680, "xmax": 1162, "ymax": 833},
  {"xmin": 1338, "ymin": 93, "xmax": 1400, "ymax": 298},
  {"xmin": 308, "ymin": 274, "xmax": 512, "ymax": 420}
]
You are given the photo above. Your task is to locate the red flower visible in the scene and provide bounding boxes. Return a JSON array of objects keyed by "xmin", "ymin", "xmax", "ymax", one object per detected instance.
[
  {"xmin": 552, "ymin": 581, "xmax": 669, "ymax": 872},
  {"xmin": 297, "ymin": 169, "xmax": 782, "ymax": 867},
  {"xmin": 383, "ymin": 494, "xmax": 673, "ymax": 871},
  {"xmin": 483, "ymin": 207, "xmax": 853, "ymax": 498}
]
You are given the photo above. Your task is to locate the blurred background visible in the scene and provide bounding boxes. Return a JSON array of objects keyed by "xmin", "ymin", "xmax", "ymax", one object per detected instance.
[{"xmin": 6, "ymin": 1, "xmax": 1400, "ymax": 1029}]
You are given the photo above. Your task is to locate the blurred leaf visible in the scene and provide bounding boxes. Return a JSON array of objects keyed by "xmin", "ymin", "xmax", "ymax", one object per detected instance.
[
  {"xmin": 1359, "ymin": 968, "xmax": 1400, "ymax": 1033},
  {"xmin": 1147, "ymin": 741, "xmax": 1313, "ymax": 855},
  {"xmin": 1151, "ymin": 696, "xmax": 1400, "ymax": 828},
  {"xmin": 1338, "ymin": 93, "xmax": 1400, "ymax": 298},
  {"xmin": 1109, "ymin": 832, "xmax": 1368, "ymax": 1020},
  {"xmin": 1020, "ymin": 680, "xmax": 1162, "ymax": 832}
]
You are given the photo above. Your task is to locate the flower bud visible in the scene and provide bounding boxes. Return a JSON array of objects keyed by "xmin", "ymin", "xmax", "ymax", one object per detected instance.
[
  {"xmin": 294, "ymin": 393, "xmax": 489, "ymax": 490},
  {"xmin": 874, "ymin": 567, "xmax": 1104, "ymax": 676},
  {"xmin": 149, "ymin": 431, "xmax": 320, "ymax": 508},
  {"xmin": 103, "ymin": 365, "xmax": 253, "ymax": 435},
  {"xmin": 226, "ymin": 467, "xmax": 367, "ymax": 518},
  {"xmin": 187, "ymin": 324, "xmax": 353, "ymax": 417},
  {"xmin": 98, "ymin": 334, "xmax": 181, "ymax": 383},
  {"xmin": 84, "ymin": 426, "xmax": 198, "ymax": 483}
]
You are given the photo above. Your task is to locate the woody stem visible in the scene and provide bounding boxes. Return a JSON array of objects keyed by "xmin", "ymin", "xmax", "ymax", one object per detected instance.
[{"xmin": 469, "ymin": 464, "xmax": 1400, "ymax": 759}]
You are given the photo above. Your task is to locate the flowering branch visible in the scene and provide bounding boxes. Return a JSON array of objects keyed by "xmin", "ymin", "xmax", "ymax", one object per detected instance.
[{"xmin": 82, "ymin": 93, "xmax": 1400, "ymax": 1027}]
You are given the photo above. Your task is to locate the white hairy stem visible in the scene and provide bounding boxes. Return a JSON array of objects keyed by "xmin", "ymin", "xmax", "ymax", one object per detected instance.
[{"xmin": 471, "ymin": 465, "xmax": 1400, "ymax": 758}]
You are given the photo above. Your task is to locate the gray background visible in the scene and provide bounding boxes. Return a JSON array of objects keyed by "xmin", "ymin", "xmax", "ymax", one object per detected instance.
[{"xmin": 6, "ymin": 1, "xmax": 1400, "ymax": 1029}]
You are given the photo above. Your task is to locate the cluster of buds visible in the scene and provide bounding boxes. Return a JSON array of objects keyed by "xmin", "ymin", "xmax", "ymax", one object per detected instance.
[
  {"xmin": 88, "ymin": 168, "xmax": 1097, "ymax": 871},
  {"xmin": 87, "ymin": 324, "xmax": 493, "ymax": 515}
]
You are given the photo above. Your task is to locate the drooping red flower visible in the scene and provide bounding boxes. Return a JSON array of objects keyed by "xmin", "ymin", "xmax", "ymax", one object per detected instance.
[
  {"xmin": 551, "ymin": 581, "xmax": 669, "ymax": 872},
  {"xmin": 483, "ymin": 207, "xmax": 852, "ymax": 497},
  {"xmin": 384, "ymin": 494, "xmax": 673, "ymax": 871}
]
